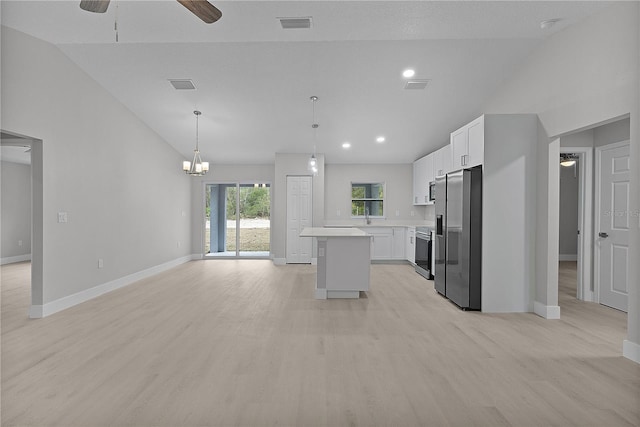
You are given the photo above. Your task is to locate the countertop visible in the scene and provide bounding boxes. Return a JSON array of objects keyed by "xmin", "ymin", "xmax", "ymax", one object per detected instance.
[
  {"xmin": 322, "ymin": 222, "xmax": 435, "ymax": 229},
  {"xmin": 300, "ymin": 227, "xmax": 370, "ymax": 237}
]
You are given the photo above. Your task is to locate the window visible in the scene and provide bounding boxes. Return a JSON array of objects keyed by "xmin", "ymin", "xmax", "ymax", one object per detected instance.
[{"xmin": 351, "ymin": 182, "xmax": 385, "ymax": 218}]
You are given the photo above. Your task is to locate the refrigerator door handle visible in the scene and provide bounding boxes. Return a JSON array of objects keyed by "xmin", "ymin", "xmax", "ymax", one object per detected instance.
[{"xmin": 436, "ymin": 215, "xmax": 444, "ymax": 236}]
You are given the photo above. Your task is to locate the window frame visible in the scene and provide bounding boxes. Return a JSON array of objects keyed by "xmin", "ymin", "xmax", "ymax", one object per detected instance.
[{"xmin": 350, "ymin": 182, "xmax": 386, "ymax": 219}]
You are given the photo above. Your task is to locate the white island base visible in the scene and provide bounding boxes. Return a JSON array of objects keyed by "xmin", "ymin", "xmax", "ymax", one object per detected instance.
[{"xmin": 299, "ymin": 228, "xmax": 371, "ymax": 299}]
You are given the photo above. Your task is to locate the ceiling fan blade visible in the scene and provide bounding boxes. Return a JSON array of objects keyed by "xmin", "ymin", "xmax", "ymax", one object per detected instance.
[
  {"xmin": 177, "ymin": 0, "xmax": 222, "ymax": 24},
  {"xmin": 79, "ymin": 0, "xmax": 110, "ymax": 13}
]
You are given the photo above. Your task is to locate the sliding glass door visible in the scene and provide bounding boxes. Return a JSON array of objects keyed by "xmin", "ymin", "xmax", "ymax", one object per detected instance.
[{"xmin": 205, "ymin": 183, "xmax": 270, "ymax": 258}]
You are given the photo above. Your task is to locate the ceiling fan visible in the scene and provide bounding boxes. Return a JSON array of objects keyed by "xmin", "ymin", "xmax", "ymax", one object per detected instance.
[{"xmin": 79, "ymin": 0, "xmax": 222, "ymax": 24}]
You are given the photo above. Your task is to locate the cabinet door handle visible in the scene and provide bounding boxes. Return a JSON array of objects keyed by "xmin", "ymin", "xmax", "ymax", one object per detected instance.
[
  {"xmin": 410, "ymin": 237, "xmax": 413, "ymax": 244},
  {"xmin": 415, "ymin": 196, "xmax": 418, "ymax": 203},
  {"xmin": 424, "ymin": 195, "xmax": 428, "ymax": 202}
]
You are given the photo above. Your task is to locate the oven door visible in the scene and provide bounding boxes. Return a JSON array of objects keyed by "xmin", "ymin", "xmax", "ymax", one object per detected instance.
[{"xmin": 415, "ymin": 232, "xmax": 433, "ymax": 280}]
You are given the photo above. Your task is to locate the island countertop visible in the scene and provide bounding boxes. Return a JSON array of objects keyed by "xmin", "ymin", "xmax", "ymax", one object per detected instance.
[{"xmin": 300, "ymin": 227, "xmax": 369, "ymax": 237}]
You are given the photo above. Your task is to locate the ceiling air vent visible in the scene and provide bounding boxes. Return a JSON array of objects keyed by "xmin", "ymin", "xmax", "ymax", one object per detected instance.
[
  {"xmin": 168, "ymin": 79, "xmax": 196, "ymax": 90},
  {"xmin": 404, "ymin": 79, "xmax": 430, "ymax": 90},
  {"xmin": 278, "ymin": 17, "xmax": 312, "ymax": 29}
]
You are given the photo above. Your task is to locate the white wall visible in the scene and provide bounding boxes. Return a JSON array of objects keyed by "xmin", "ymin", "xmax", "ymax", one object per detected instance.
[
  {"xmin": 559, "ymin": 161, "xmax": 579, "ymax": 258},
  {"xmin": 594, "ymin": 118, "xmax": 631, "ymax": 147},
  {"xmin": 561, "ymin": 129, "xmax": 594, "ymax": 148},
  {"xmin": 1, "ymin": 160, "xmax": 31, "ymax": 262},
  {"xmin": 324, "ymin": 164, "xmax": 426, "ymax": 226},
  {"xmin": 482, "ymin": 2, "xmax": 639, "ymax": 359},
  {"xmin": 189, "ymin": 164, "xmax": 275, "ymax": 255},
  {"xmin": 1, "ymin": 27, "xmax": 192, "ymax": 311},
  {"xmin": 482, "ymin": 114, "xmax": 538, "ymax": 313}
]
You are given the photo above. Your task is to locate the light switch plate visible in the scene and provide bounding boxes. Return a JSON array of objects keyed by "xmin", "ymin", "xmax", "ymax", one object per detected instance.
[{"xmin": 58, "ymin": 212, "xmax": 68, "ymax": 223}]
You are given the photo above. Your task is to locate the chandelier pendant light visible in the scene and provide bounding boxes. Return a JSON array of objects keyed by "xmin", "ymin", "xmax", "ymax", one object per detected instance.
[
  {"xmin": 182, "ymin": 110, "xmax": 210, "ymax": 176},
  {"xmin": 308, "ymin": 96, "xmax": 319, "ymax": 176}
]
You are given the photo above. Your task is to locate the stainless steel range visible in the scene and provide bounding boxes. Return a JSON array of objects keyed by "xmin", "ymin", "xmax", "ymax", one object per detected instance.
[{"xmin": 415, "ymin": 226, "xmax": 434, "ymax": 280}]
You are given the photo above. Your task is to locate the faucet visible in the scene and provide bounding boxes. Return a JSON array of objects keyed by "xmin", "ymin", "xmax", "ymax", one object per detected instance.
[{"xmin": 365, "ymin": 206, "xmax": 371, "ymax": 225}]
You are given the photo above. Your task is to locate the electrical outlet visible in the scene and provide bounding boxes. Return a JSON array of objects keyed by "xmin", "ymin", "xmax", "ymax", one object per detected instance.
[
  {"xmin": 98, "ymin": 259, "xmax": 104, "ymax": 269},
  {"xmin": 395, "ymin": 210, "xmax": 400, "ymax": 217},
  {"xmin": 18, "ymin": 240, "xmax": 23, "ymax": 246},
  {"xmin": 181, "ymin": 211, "xmax": 186, "ymax": 217},
  {"xmin": 410, "ymin": 210, "xmax": 415, "ymax": 217},
  {"xmin": 177, "ymin": 241, "xmax": 181, "ymax": 248},
  {"xmin": 336, "ymin": 209, "xmax": 341, "ymax": 216},
  {"xmin": 57, "ymin": 212, "xmax": 68, "ymax": 223}
]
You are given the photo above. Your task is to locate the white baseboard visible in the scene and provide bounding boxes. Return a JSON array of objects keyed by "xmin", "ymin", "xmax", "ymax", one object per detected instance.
[
  {"xmin": 315, "ymin": 288, "xmax": 327, "ymax": 299},
  {"xmin": 273, "ymin": 258, "xmax": 286, "ymax": 265},
  {"xmin": 623, "ymin": 340, "xmax": 640, "ymax": 364},
  {"xmin": 558, "ymin": 254, "xmax": 578, "ymax": 261},
  {"xmin": 191, "ymin": 253, "xmax": 203, "ymax": 260},
  {"xmin": 1, "ymin": 254, "xmax": 31, "ymax": 265},
  {"xmin": 533, "ymin": 301, "xmax": 561, "ymax": 319},
  {"xmin": 582, "ymin": 289, "xmax": 595, "ymax": 302},
  {"xmin": 29, "ymin": 304, "xmax": 43, "ymax": 318},
  {"xmin": 29, "ymin": 255, "xmax": 194, "ymax": 319}
]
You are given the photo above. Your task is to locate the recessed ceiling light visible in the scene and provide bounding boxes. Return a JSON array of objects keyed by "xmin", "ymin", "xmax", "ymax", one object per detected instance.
[
  {"xmin": 342, "ymin": 142, "xmax": 351, "ymax": 149},
  {"xmin": 376, "ymin": 136, "xmax": 385, "ymax": 143},
  {"xmin": 402, "ymin": 69, "xmax": 415, "ymax": 78}
]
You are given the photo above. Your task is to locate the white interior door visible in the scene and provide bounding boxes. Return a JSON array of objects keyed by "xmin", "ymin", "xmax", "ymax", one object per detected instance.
[
  {"xmin": 286, "ymin": 176, "xmax": 312, "ymax": 263},
  {"xmin": 596, "ymin": 141, "xmax": 630, "ymax": 312}
]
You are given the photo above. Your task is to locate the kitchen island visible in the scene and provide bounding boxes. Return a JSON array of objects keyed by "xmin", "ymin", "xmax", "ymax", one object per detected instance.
[{"xmin": 299, "ymin": 227, "xmax": 371, "ymax": 299}]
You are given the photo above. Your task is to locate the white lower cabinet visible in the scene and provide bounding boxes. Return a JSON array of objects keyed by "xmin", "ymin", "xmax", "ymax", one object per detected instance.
[
  {"xmin": 369, "ymin": 227, "xmax": 406, "ymax": 260},
  {"xmin": 370, "ymin": 229, "xmax": 392, "ymax": 259},
  {"xmin": 406, "ymin": 227, "xmax": 416, "ymax": 264},
  {"xmin": 392, "ymin": 227, "xmax": 405, "ymax": 260}
]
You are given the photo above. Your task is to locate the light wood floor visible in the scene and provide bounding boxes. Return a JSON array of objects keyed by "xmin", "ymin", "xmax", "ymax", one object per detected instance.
[{"xmin": 1, "ymin": 261, "xmax": 638, "ymax": 427}]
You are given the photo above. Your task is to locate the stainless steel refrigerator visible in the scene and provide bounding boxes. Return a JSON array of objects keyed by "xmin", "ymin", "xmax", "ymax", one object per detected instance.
[{"xmin": 434, "ymin": 166, "xmax": 482, "ymax": 310}]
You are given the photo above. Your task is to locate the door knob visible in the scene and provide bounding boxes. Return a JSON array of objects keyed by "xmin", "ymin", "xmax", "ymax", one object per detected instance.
[{"xmin": 599, "ymin": 232, "xmax": 609, "ymax": 238}]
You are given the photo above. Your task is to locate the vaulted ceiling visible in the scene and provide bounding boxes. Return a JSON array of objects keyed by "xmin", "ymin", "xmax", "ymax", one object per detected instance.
[{"xmin": 1, "ymin": 1, "xmax": 612, "ymax": 164}]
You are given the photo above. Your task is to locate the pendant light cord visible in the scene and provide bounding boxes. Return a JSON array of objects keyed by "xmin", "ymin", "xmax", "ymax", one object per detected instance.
[{"xmin": 311, "ymin": 96, "xmax": 318, "ymax": 155}]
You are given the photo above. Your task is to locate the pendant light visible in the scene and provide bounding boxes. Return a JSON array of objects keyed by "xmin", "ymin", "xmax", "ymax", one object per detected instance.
[
  {"xmin": 308, "ymin": 96, "xmax": 319, "ymax": 176},
  {"xmin": 182, "ymin": 110, "xmax": 209, "ymax": 176}
]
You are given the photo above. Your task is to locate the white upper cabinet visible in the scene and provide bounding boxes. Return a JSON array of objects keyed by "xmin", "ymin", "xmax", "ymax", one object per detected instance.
[
  {"xmin": 451, "ymin": 115, "xmax": 484, "ymax": 170},
  {"xmin": 467, "ymin": 116, "xmax": 484, "ymax": 167},
  {"xmin": 412, "ymin": 154, "xmax": 433, "ymax": 205},
  {"xmin": 433, "ymin": 144, "xmax": 452, "ymax": 178}
]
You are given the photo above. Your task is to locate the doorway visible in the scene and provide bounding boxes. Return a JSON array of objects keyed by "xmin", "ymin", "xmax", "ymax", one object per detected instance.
[
  {"xmin": 555, "ymin": 116, "xmax": 630, "ymax": 317},
  {"xmin": 0, "ymin": 130, "xmax": 43, "ymax": 318},
  {"xmin": 559, "ymin": 148, "xmax": 594, "ymax": 303},
  {"xmin": 204, "ymin": 183, "xmax": 271, "ymax": 258}
]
